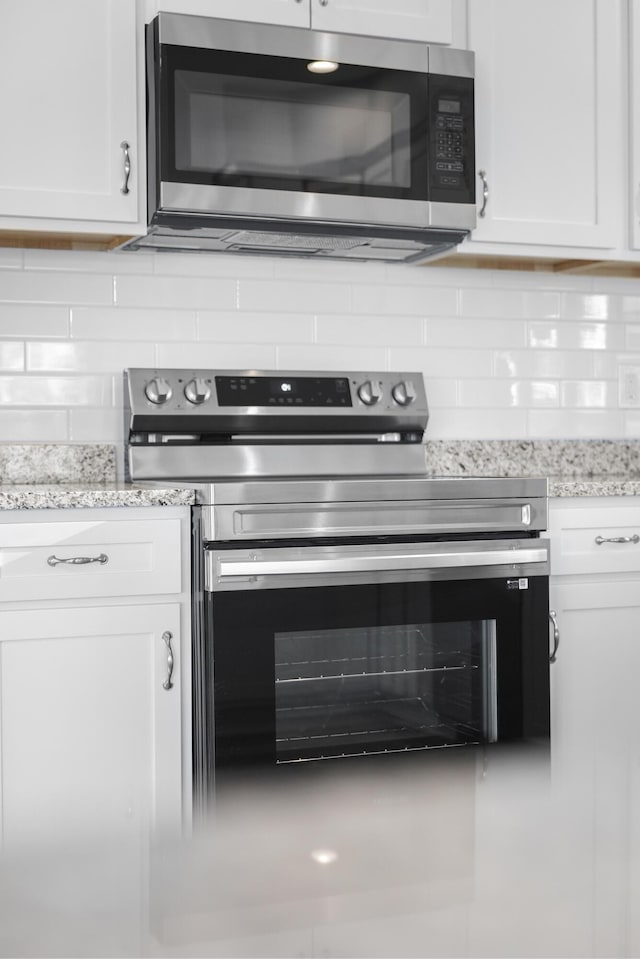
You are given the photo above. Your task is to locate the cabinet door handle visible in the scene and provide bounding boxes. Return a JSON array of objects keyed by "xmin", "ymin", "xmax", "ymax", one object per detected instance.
[
  {"xmin": 478, "ymin": 170, "xmax": 488, "ymax": 218},
  {"xmin": 594, "ymin": 534, "xmax": 640, "ymax": 545},
  {"xmin": 549, "ymin": 609, "xmax": 559, "ymax": 664},
  {"xmin": 120, "ymin": 140, "xmax": 131, "ymax": 195},
  {"xmin": 47, "ymin": 553, "xmax": 109, "ymax": 567},
  {"xmin": 162, "ymin": 631, "xmax": 175, "ymax": 690}
]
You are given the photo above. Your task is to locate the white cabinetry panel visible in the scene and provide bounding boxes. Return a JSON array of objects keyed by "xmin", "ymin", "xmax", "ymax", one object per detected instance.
[
  {"xmin": 144, "ymin": 0, "xmax": 310, "ymax": 28},
  {"xmin": 0, "ymin": 603, "xmax": 182, "ymax": 847},
  {"xmin": 0, "ymin": 0, "xmax": 143, "ymax": 231},
  {"xmin": 466, "ymin": 0, "xmax": 622, "ymax": 251}
]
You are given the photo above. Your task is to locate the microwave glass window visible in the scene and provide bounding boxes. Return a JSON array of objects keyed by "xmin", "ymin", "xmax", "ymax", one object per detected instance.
[
  {"xmin": 274, "ymin": 620, "xmax": 497, "ymax": 763},
  {"xmin": 174, "ymin": 71, "xmax": 411, "ymax": 190}
]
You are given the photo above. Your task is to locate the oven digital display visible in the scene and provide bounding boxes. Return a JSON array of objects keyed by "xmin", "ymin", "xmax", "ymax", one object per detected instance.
[{"xmin": 215, "ymin": 376, "xmax": 352, "ymax": 407}]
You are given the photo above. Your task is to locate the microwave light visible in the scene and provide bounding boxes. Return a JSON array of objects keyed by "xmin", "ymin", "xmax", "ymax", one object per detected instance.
[{"xmin": 307, "ymin": 60, "xmax": 339, "ymax": 74}]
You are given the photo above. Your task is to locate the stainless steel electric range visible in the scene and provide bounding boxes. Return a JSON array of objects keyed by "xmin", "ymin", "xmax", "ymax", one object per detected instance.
[{"xmin": 124, "ymin": 368, "xmax": 551, "ymax": 809}]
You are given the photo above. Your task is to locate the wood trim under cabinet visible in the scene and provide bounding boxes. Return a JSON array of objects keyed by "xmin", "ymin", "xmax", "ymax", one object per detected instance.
[{"xmin": 0, "ymin": 231, "xmax": 133, "ymax": 251}]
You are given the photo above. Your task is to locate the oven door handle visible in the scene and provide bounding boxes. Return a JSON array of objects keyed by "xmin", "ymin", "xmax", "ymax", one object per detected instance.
[{"xmin": 217, "ymin": 546, "xmax": 549, "ymax": 579}]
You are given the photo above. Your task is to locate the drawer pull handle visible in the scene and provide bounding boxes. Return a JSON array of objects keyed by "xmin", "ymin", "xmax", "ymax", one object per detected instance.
[
  {"xmin": 47, "ymin": 553, "xmax": 109, "ymax": 567},
  {"xmin": 594, "ymin": 535, "xmax": 640, "ymax": 546},
  {"xmin": 549, "ymin": 609, "xmax": 559, "ymax": 664},
  {"xmin": 162, "ymin": 631, "xmax": 174, "ymax": 690}
]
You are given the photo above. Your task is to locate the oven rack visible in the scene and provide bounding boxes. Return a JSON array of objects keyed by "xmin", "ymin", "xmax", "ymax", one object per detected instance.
[{"xmin": 276, "ymin": 663, "xmax": 477, "ymax": 683}]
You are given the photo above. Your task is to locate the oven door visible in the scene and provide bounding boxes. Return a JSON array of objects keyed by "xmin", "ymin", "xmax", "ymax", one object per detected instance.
[
  {"xmin": 197, "ymin": 539, "xmax": 550, "ymax": 794},
  {"xmin": 148, "ymin": 16, "xmax": 475, "ymax": 229}
]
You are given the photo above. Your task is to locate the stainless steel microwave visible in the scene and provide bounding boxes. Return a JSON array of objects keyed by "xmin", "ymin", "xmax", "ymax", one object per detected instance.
[{"xmin": 124, "ymin": 14, "xmax": 476, "ymax": 263}]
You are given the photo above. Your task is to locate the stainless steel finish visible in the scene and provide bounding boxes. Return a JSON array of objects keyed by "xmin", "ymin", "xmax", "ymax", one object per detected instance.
[
  {"xmin": 391, "ymin": 380, "xmax": 416, "ymax": 406},
  {"xmin": 158, "ymin": 14, "xmax": 473, "ymax": 77},
  {"xmin": 478, "ymin": 170, "xmax": 488, "ymax": 218},
  {"xmin": 595, "ymin": 534, "xmax": 640, "ymax": 545},
  {"xmin": 200, "ymin": 493, "xmax": 547, "ymax": 542},
  {"xmin": 357, "ymin": 380, "xmax": 382, "ymax": 406},
  {"xmin": 47, "ymin": 553, "xmax": 109, "ymax": 567},
  {"xmin": 162, "ymin": 630, "xmax": 175, "ymax": 690},
  {"xmin": 158, "ymin": 184, "xmax": 475, "ymax": 233},
  {"xmin": 144, "ymin": 376, "xmax": 173, "ymax": 405},
  {"xmin": 549, "ymin": 610, "xmax": 559, "ymax": 664},
  {"xmin": 120, "ymin": 141, "xmax": 131, "ymax": 195},
  {"xmin": 205, "ymin": 539, "xmax": 550, "ymax": 592},
  {"xmin": 184, "ymin": 377, "xmax": 212, "ymax": 405},
  {"xmin": 129, "ymin": 442, "xmax": 428, "ymax": 481},
  {"xmin": 483, "ymin": 623, "xmax": 498, "ymax": 742}
]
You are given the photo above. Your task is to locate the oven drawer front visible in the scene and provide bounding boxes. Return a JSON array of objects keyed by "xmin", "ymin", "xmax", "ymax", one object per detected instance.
[
  {"xmin": 0, "ymin": 518, "xmax": 182, "ymax": 603},
  {"xmin": 206, "ymin": 538, "xmax": 550, "ymax": 591},
  {"xmin": 203, "ymin": 497, "xmax": 548, "ymax": 541}
]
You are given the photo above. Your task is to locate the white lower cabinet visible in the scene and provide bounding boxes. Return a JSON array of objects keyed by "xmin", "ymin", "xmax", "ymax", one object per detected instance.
[
  {"xmin": 0, "ymin": 507, "xmax": 191, "ymax": 850},
  {"xmin": 549, "ymin": 498, "xmax": 640, "ymax": 958},
  {"xmin": 0, "ymin": 603, "xmax": 182, "ymax": 847}
]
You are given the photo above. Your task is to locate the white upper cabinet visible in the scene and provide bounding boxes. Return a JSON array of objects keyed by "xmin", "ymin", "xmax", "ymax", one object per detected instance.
[
  {"xmin": 629, "ymin": 0, "xmax": 640, "ymax": 251},
  {"xmin": 310, "ymin": 0, "xmax": 455, "ymax": 44},
  {"xmin": 0, "ymin": 0, "xmax": 144, "ymax": 234},
  {"xmin": 144, "ymin": 0, "xmax": 311, "ymax": 28},
  {"xmin": 145, "ymin": 0, "xmax": 458, "ymax": 43},
  {"xmin": 464, "ymin": 0, "xmax": 624, "ymax": 253}
]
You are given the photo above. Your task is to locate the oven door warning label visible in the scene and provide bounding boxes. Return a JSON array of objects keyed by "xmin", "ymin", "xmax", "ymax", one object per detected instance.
[{"xmin": 507, "ymin": 578, "xmax": 529, "ymax": 590}]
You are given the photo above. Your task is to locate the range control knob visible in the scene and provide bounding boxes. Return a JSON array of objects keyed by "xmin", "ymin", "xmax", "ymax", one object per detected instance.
[
  {"xmin": 357, "ymin": 380, "xmax": 382, "ymax": 406},
  {"xmin": 144, "ymin": 376, "xmax": 173, "ymax": 405},
  {"xmin": 391, "ymin": 380, "xmax": 416, "ymax": 406},
  {"xmin": 184, "ymin": 377, "xmax": 212, "ymax": 405}
]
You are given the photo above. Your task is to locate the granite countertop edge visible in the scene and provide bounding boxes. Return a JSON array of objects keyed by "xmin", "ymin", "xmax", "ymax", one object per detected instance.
[
  {"xmin": 0, "ymin": 483, "xmax": 197, "ymax": 511},
  {"xmin": 0, "ymin": 477, "xmax": 638, "ymax": 511}
]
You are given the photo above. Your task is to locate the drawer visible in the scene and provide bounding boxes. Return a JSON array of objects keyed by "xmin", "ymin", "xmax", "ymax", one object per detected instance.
[
  {"xmin": 549, "ymin": 504, "xmax": 640, "ymax": 576},
  {"xmin": 0, "ymin": 518, "xmax": 182, "ymax": 603}
]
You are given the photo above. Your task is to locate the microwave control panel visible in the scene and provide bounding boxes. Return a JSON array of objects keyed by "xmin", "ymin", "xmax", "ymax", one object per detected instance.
[{"xmin": 428, "ymin": 74, "xmax": 475, "ymax": 204}]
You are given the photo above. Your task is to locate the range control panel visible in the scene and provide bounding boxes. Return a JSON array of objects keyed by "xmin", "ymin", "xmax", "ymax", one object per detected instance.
[
  {"xmin": 126, "ymin": 369, "xmax": 428, "ymax": 414},
  {"xmin": 125, "ymin": 368, "xmax": 429, "ymax": 437}
]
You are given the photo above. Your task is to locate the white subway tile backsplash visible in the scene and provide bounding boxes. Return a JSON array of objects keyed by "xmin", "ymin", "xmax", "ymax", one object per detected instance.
[
  {"xmin": 459, "ymin": 379, "xmax": 559, "ymax": 409},
  {"xmin": 0, "ymin": 409, "xmax": 68, "ymax": 442},
  {"xmin": 425, "ymin": 317, "xmax": 526, "ymax": 349},
  {"xmin": 528, "ymin": 409, "xmax": 626, "ymax": 437},
  {"xmin": 494, "ymin": 349, "xmax": 594, "ymax": 379},
  {"xmin": 0, "ymin": 252, "xmax": 636, "ymax": 445},
  {"xmin": 0, "ymin": 343, "xmax": 24, "ymax": 371},
  {"xmin": 0, "ymin": 375, "xmax": 113, "ymax": 407},
  {"xmin": 26, "ymin": 341, "xmax": 155, "ymax": 373},
  {"xmin": 316, "ymin": 314, "xmax": 422, "ymax": 347},
  {"xmin": 155, "ymin": 341, "xmax": 278, "ymax": 369},
  {"xmin": 277, "ymin": 344, "xmax": 387, "ymax": 371},
  {"xmin": 426, "ymin": 407, "xmax": 529, "ymax": 439},
  {"xmin": 0, "ymin": 271, "xmax": 113, "ymax": 305},
  {"xmin": 0, "ymin": 305, "xmax": 69, "ymax": 339},
  {"xmin": 352, "ymin": 282, "xmax": 457, "ymax": 317},
  {"xmin": 71, "ymin": 307, "xmax": 197, "ymax": 341},
  {"xmin": 527, "ymin": 321, "xmax": 625, "ymax": 350},
  {"xmin": 238, "ymin": 278, "xmax": 350, "ymax": 314},
  {"xmin": 114, "ymin": 274, "xmax": 237, "ymax": 310},
  {"xmin": 389, "ymin": 347, "xmax": 493, "ymax": 378},
  {"xmin": 197, "ymin": 311, "xmax": 314, "ymax": 344}
]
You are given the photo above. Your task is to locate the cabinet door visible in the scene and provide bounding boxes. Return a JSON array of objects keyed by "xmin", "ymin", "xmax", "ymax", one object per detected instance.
[
  {"xmin": 550, "ymin": 581, "xmax": 640, "ymax": 958},
  {"xmin": 144, "ymin": 0, "xmax": 310, "ymax": 28},
  {"xmin": 0, "ymin": 0, "xmax": 142, "ymax": 228},
  {"xmin": 466, "ymin": 0, "xmax": 622, "ymax": 250},
  {"xmin": 630, "ymin": 0, "xmax": 640, "ymax": 250},
  {"xmin": 311, "ymin": 0, "xmax": 454, "ymax": 43},
  {"xmin": 0, "ymin": 603, "xmax": 183, "ymax": 847}
]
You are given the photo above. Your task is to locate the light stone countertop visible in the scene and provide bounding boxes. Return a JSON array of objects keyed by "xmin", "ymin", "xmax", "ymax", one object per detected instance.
[
  {"xmin": 0, "ymin": 483, "xmax": 196, "ymax": 511},
  {"xmin": 0, "ymin": 441, "xmax": 639, "ymax": 511}
]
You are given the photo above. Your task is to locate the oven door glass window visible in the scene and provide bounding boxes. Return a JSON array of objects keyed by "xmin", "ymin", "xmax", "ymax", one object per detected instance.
[
  {"xmin": 206, "ymin": 577, "xmax": 550, "ymax": 778},
  {"xmin": 274, "ymin": 621, "xmax": 497, "ymax": 763},
  {"xmin": 161, "ymin": 46, "xmax": 428, "ymax": 200}
]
